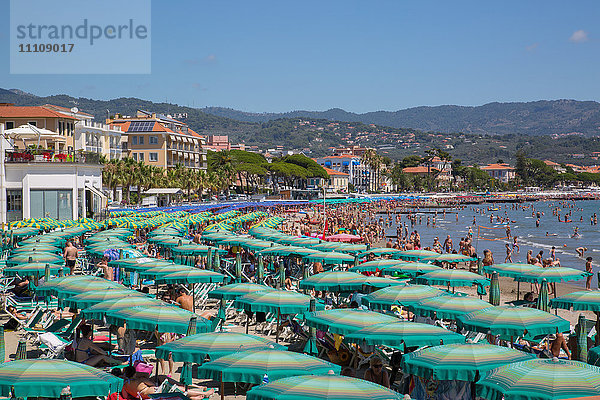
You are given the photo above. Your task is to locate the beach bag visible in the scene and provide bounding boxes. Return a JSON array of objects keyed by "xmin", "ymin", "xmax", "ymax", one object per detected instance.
[{"xmin": 133, "ymin": 360, "xmax": 153, "ymax": 374}]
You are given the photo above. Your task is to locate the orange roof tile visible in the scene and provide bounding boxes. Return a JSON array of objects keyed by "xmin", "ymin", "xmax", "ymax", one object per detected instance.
[
  {"xmin": 43, "ymin": 104, "xmax": 94, "ymax": 117},
  {"xmin": 0, "ymin": 105, "xmax": 77, "ymax": 119},
  {"xmin": 403, "ymin": 166, "xmax": 439, "ymax": 174},
  {"xmin": 323, "ymin": 167, "xmax": 349, "ymax": 176},
  {"xmin": 480, "ymin": 163, "xmax": 515, "ymax": 170}
]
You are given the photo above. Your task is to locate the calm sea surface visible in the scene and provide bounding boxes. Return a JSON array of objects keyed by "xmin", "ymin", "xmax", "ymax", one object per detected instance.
[{"xmin": 381, "ymin": 199, "xmax": 600, "ymax": 288}]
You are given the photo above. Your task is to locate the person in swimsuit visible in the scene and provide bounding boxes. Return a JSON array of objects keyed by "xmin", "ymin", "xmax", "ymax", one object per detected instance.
[
  {"xmin": 63, "ymin": 241, "xmax": 78, "ymax": 271},
  {"xmin": 363, "ymin": 356, "xmax": 390, "ymax": 388},
  {"xmin": 74, "ymin": 324, "xmax": 120, "ymax": 367},
  {"xmin": 121, "ymin": 366, "xmax": 213, "ymax": 400},
  {"xmin": 154, "ymin": 330, "xmax": 175, "ymax": 377}
]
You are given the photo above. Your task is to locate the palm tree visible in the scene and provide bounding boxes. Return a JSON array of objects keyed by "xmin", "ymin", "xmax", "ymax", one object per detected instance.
[
  {"xmin": 195, "ymin": 169, "xmax": 207, "ymax": 201},
  {"xmin": 103, "ymin": 159, "xmax": 122, "ymax": 201}
]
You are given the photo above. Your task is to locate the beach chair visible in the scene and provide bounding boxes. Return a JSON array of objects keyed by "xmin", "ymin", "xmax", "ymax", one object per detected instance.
[{"xmin": 36, "ymin": 332, "xmax": 71, "ymax": 359}]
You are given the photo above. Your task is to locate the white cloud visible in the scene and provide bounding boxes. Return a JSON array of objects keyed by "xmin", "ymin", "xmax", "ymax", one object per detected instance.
[
  {"xmin": 569, "ymin": 30, "xmax": 589, "ymax": 43},
  {"xmin": 525, "ymin": 43, "xmax": 539, "ymax": 51}
]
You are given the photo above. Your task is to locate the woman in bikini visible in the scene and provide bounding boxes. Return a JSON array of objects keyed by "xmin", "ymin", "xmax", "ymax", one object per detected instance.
[
  {"xmin": 74, "ymin": 324, "xmax": 120, "ymax": 367},
  {"xmin": 121, "ymin": 366, "xmax": 214, "ymax": 400}
]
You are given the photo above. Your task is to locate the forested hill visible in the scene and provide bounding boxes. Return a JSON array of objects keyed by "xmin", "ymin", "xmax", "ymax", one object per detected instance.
[{"xmin": 203, "ymin": 100, "xmax": 600, "ymax": 137}]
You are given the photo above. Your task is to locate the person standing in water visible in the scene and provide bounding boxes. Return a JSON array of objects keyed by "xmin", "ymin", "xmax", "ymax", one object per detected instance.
[{"xmin": 586, "ymin": 257, "xmax": 593, "ymax": 290}]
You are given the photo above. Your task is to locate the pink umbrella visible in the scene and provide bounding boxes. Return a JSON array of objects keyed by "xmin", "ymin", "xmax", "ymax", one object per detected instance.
[{"xmin": 325, "ymin": 233, "xmax": 363, "ymax": 243}]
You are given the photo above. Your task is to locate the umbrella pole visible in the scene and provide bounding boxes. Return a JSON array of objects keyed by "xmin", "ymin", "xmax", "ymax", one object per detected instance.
[
  {"xmin": 220, "ymin": 371, "xmax": 225, "ymax": 400},
  {"xmin": 517, "ymin": 281, "xmax": 520, "ymax": 300},
  {"xmin": 192, "ymin": 283, "xmax": 195, "ymax": 313},
  {"xmin": 276, "ymin": 308, "xmax": 280, "ymax": 343},
  {"xmin": 596, "ymin": 312, "xmax": 600, "ymax": 347},
  {"xmin": 246, "ymin": 312, "xmax": 249, "ymax": 334}
]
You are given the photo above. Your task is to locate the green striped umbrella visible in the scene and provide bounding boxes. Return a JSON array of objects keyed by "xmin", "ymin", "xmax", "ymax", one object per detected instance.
[
  {"xmin": 304, "ymin": 252, "xmax": 355, "ymax": 265},
  {"xmin": 331, "ymin": 244, "xmax": 368, "ymax": 255},
  {"xmin": 298, "ymin": 271, "xmax": 367, "ymax": 292},
  {"xmin": 138, "ymin": 264, "xmax": 194, "ymax": 279},
  {"xmin": 15, "ymin": 339, "xmax": 26, "ymax": 360},
  {"xmin": 588, "ymin": 345, "xmax": 600, "ymax": 366},
  {"xmin": 6, "ymin": 253, "xmax": 63, "ymax": 266},
  {"xmin": 246, "ymin": 372, "xmax": 404, "ymax": 400},
  {"xmin": 482, "ymin": 263, "xmax": 541, "ymax": 278},
  {"xmin": 172, "ymin": 244, "xmax": 226, "ymax": 256},
  {"xmin": 155, "ymin": 332, "xmax": 285, "ymax": 363},
  {"xmin": 348, "ymin": 259, "xmax": 404, "ymax": 273},
  {"xmin": 3, "ymin": 263, "xmax": 67, "ymax": 277},
  {"xmin": 52, "ymin": 280, "xmax": 125, "ymax": 299},
  {"xmin": 516, "ymin": 267, "xmax": 589, "ymax": 284},
  {"xmin": 344, "ymin": 321, "xmax": 465, "ymax": 348},
  {"xmin": 35, "ymin": 276, "xmax": 115, "ymax": 297},
  {"xmin": 304, "ymin": 309, "xmax": 399, "ymax": 335},
  {"xmin": 457, "ymin": 306, "xmax": 570, "ymax": 338},
  {"xmin": 240, "ymin": 239, "xmax": 277, "ymax": 252},
  {"xmin": 0, "ymin": 359, "xmax": 123, "ymax": 398},
  {"xmin": 197, "ymin": 350, "xmax": 340, "ymax": 385},
  {"xmin": 410, "ymin": 295, "xmax": 494, "ymax": 320},
  {"xmin": 62, "ymin": 290, "xmax": 147, "ymax": 309},
  {"xmin": 155, "ymin": 269, "xmax": 228, "ymax": 284},
  {"xmin": 81, "ymin": 297, "xmax": 164, "ymax": 320},
  {"xmin": 396, "ymin": 249, "xmax": 439, "ymax": 261},
  {"xmin": 107, "ymin": 257, "xmax": 174, "ymax": 272},
  {"xmin": 11, "ymin": 244, "xmax": 61, "ymax": 253},
  {"xmin": 576, "ymin": 314, "xmax": 588, "ymax": 363},
  {"xmin": 311, "ymin": 242, "xmax": 344, "ymax": 252},
  {"xmin": 106, "ymin": 305, "xmax": 212, "ymax": 335},
  {"xmin": 363, "ymin": 276, "xmax": 407, "ymax": 289},
  {"xmin": 422, "ymin": 254, "xmax": 477, "ymax": 263},
  {"xmin": 235, "ymin": 290, "xmax": 319, "ymax": 315},
  {"xmin": 362, "ymin": 284, "xmax": 443, "ymax": 310},
  {"xmin": 489, "ymin": 272, "xmax": 501, "ymax": 306},
  {"xmin": 551, "ymin": 291, "xmax": 600, "ymax": 312},
  {"xmin": 477, "ymin": 358, "xmax": 600, "ymax": 400},
  {"xmin": 357, "ymin": 247, "xmax": 404, "ymax": 258},
  {"xmin": 402, "ymin": 343, "xmax": 536, "ymax": 381},
  {"xmin": 259, "ymin": 246, "xmax": 318, "ymax": 257},
  {"xmin": 208, "ymin": 283, "xmax": 274, "ymax": 300},
  {"xmin": 537, "ymin": 279, "xmax": 550, "ymax": 312},
  {"xmin": 382, "ymin": 262, "xmax": 443, "ymax": 277},
  {"xmin": 416, "ymin": 269, "xmax": 490, "ymax": 288}
]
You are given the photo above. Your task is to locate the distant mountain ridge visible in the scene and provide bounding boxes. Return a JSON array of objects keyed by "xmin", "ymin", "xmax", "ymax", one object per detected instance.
[{"xmin": 203, "ymin": 99, "xmax": 600, "ymax": 136}]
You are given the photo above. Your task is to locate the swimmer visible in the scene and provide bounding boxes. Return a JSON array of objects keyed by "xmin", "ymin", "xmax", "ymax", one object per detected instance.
[{"xmin": 576, "ymin": 247, "xmax": 588, "ymax": 258}]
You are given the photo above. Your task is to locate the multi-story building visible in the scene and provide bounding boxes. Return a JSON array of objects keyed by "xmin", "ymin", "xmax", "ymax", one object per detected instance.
[
  {"xmin": 44, "ymin": 104, "xmax": 124, "ymax": 160},
  {"xmin": 314, "ymin": 155, "xmax": 375, "ymax": 192},
  {"xmin": 205, "ymin": 135, "xmax": 230, "ymax": 151},
  {"xmin": 308, "ymin": 167, "xmax": 349, "ymax": 193},
  {"xmin": 480, "ymin": 163, "xmax": 516, "ymax": 183},
  {"xmin": 109, "ymin": 110, "xmax": 207, "ymax": 169},
  {"xmin": 0, "ymin": 103, "xmax": 77, "ymax": 152}
]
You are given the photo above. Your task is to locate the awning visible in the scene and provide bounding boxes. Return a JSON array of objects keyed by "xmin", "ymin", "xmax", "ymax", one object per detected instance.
[
  {"xmin": 169, "ymin": 135, "xmax": 176, "ymax": 142},
  {"xmin": 85, "ymin": 184, "xmax": 107, "ymax": 200},
  {"xmin": 144, "ymin": 188, "xmax": 183, "ymax": 195}
]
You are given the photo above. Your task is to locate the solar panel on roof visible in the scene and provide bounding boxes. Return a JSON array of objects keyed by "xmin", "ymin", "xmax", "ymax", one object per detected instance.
[{"xmin": 128, "ymin": 121, "xmax": 155, "ymax": 132}]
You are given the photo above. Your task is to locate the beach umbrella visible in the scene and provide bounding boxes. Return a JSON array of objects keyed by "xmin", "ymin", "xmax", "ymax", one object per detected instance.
[
  {"xmin": 304, "ymin": 252, "xmax": 355, "ymax": 265},
  {"xmin": 332, "ymin": 244, "xmax": 368, "ymax": 255},
  {"xmin": 209, "ymin": 283, "xmax": 273, "ymax": 300},
  {"xmin": 422, "ymin": 254, "xmax": 477, "ymax": 263},
  {"xmin": 401, "ymin": 343, "xmax": 536, "ymax": 381},
  {"xmin": 457, "ymin": 306, "xmax": 570, "ymax": 338},
  {"xmin": 246, "ymin": 372, "xmax": 404, "ymax": 400},
  {"xmin": 551, "ymin": 291, "xmax": 600, "ymax": 312},
  {"xmin": 51, "ymin": 280, "xmax": 125, "ymax": 299},
  {"xmin": 155, "ymin": 332, "xmax": 285, "ymax": 363},
  {"xmin": 588, "ymin": 345, "xmax": 600, "ymax": 366},
  {"xmin": 482, "ymin": 263, "xmax": 541, "ymax": 279},
  {"xmin": 172, "ymin": 244, "xmax": 225, "ymax": 256},
  {"xmin": 357, "ymin": 247, "xmax": 404, "ymax": 258},
  {"xmin": 298, "ymin": 271, "xmax": 367, "ymax": 292},
  {"xmin": 107, "ymin": 257, "xmax": 174, "ymax": 272},
  {"xmin": 304, "ymin": 309, "xmax": 398, "ymax": 335},
  {"xmin": 361, "ymin": 284, "xmax": 443, "ymax": 310},
  {"xmin": 6, "ymin": 253, "xmax": 63, "ymax": 266},
  {"xmin": 0, "ymin": 359, "xmax": 122, "ymax": 398},
  {"xmin": 476, "ymin": 358, "xmax": 600, "ymax": 400},
  {"xmin": 3, "ymin": 263, "xmax": 66, "ymax": 277},
  {"xmin": 81, "ymin": 297, "xmax": 164, "ymax": 320},
  {"xmin": 396, "ymin": 249, "xmax": 439, "ymax": 261},
  {"xmin": 516, "ymin": 267, "xmax": 590, "ymax": 284},
  {"xmin": 382, "ymin": 262, "xmax": 443, "ymax": 277},
  {"xmin": 11, "ymin": 244, "xmax": 61, "ymax": 253},
  {"xmin": 235, "ymin": 252, "xmax": 242, "ymax": 282},
  {"xmin": 15, "ymin": 339, "xmax": 26, "ymax": 360},
  {"xmin": 416, "ymin": 269, "xmax": 490, "ymax": 289},
  {"xmin": 138, "ymin": 264, "xmax": 193, "ymax": 279},
  {"xmin": 362, "ymin": 276, "xmax": 407, "ymax": 289},
  {"xmin": 62, "ymin": 290, "xmax": 147, "ymax": 309},
  {"xmin": 348, "ymin": 259, "xmax": 404, "ymax": 273},
  {"xmin": 240, "ymin": 239, "xmax": 277, "ymax": 252},
  {"xmin": 410, "ymin": 295, "xmax": 494, "ymax": 320},
  {"xmin": 259, "ymin": 246, "xmax": 318, "ymax": 257},
  {"xmin": 489, "ymin": 272, "xmax": 500, "ymax": 306},
  {"xmin": 106, "ymin": 305, "xmax": 212, "ymax": 335},
  {"xmin": 35, "ymin": 275, "xmax": 116, "ymax": 297},
  {"xmin": 576, "ymin": 314, "xmax": 588, "ymax": 363},
  {"xmin": 344, "ymin": 322, "xmax": 465, "ymax": 349},
  {"xmin": 155, "ymin": 269, "xmax": 227, "ymax": 284},
  {"xmin": 537, "ymin": 279, "xmax": 550, "ymax": 312},
  {"xmin": 197, "ymin": 350, "xmax": 340, "ymax": 385}
]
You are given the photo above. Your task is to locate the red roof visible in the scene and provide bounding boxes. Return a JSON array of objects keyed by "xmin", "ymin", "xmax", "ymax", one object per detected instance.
[
  {"xmin": 403, "ymin": 166, "xmax": 439, "ymax": 174},
  {"xmin": 0, "ymin": 105, "xmax": 77, "ymax": 119},
  {"xmin": 323, "ymin": 167, "xmax": 348, "ymax": 176},
  {"xmin": 43, "ymin": 104, "xmax": 94, "ymax": 117},
  {"xmin": 480, "ymin": 163, "xmax": 515, "ymax": 170}
]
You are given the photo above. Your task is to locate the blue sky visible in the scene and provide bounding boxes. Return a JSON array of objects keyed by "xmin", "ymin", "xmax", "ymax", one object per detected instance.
[{"xmin": 1, "ymin": 0, "xmax": 599, "ymax": 113}]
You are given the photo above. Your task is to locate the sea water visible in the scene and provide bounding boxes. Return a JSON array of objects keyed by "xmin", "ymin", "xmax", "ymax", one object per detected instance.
[{"xmin": 380, "ymin": 199, "xmax": 600, "ymax": 288}]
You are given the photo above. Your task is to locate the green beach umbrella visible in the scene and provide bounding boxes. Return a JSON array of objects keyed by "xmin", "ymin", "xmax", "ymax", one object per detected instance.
[
  {"xmin": 35, "ymin": 275, "xmax": 114, "ymax": 297},
  {"xmin": 537, "ymin": 279, "xmax": 550, "ymax": 312},
  {"xmin": 209, "ymin": 283, "xmax": 273, "ymax": 301},
  {"xmin": 172, "ymin": 244, "xmax": 225, "ymax": 256},
  {"xmin": 516, "ymin": 267, "xmax": 589, "ymax": 284},
  {"xmin": 397, "ymin": 249, "xmax": 439, "ymax": 261},
  {"xmin": 357, "ymin": 247, "xmax": 404, "ymax": 258},
  {"xmin": 246, "ymin": 372, "xmax": 404, "ymax": 400},
  {"xmin": 81, "ymin": 297, "xmax": 164, "ymax": 320},
  {"xmin": 362, "ymin": 276, "xmax": 407, "ymax": 289},
  {"xmin": 213, "ymin": 250, "xmax": 221, "ymax": 272},
  {"xmin": 489, "ymin": 272, "xmax": 500, "ymax": 306},
  {"xmin": 410, "ymin": 295, "xmax": 494, "ymax": 320},
  {"xmin": 6, "ymin": 253, "xmax": 63, "ymax": 266},
  {"xmin": 3, "ymin": 263, "xmax": 67, "ymax": 277},
  {"xmin": 52, "ymin": 280, "xmax": 124, "ymax": 299},
  {"xmin": 551, "ymin": 290, "xmax": 600, "ymax": 312},
  {"xmin": 197, "ymin": 350, "xmax": 340, "ymax": 385},
  {"xmin": 588, "ymin": 345, "xmax": 600, "ymax": 366},
  {"xmin": 15, "ymin": 339, "xmax": 26, "ymax": 360},
  {"xmin": 482, "ymin": 263, "xmax": 541, "ymax": 278},
  {"xmin": 62, "ymin": 290, "xmax": 147, "ymax": 309},
  {"xmin": 180, "ymin": 317, "xmax": 197, "ymax": 386},
  {"xmin": 0, "ymin": 359, "xmax": 123, "ymax": 398},
  {"xmin": 304, "ymin": 309, "xmax": 398, "ymax": 335},
  {"xmin": 344, "ymin": 321, "xmax": 465, "ymax": 348},
  {"xmin": 576, "ymin": 314, "xmax": 588, "ymax": 363},
  {"xmin": 259, "ymin": 246, "xmax": 318, "ymax": 257},
  {"xmin": 348, "ymin": 259, "xmax": 404, "ymax": 273},
  {"xmin": 108, "ymin": 257, "xmax": 173, "ymax": 272},
  {"xmin": 298, "ymin": 271, "xmax": 367, "ymax": 292},
  {"xmin": 382, "ymin": 262, "xmax": 443, "ymax": 277},
  {"xmin": 304, "ymin": 252, "xmax": 355, "ymax": 265},
  {"xmin": 362, "ymin": 284, "xmax": 443, "ymax": 310},
  {"xmin": 138, "ymin": 264, "xmax": 193, "ymax": 279},
  {"xmin": 106, "ymin": 305, "xmax": 212, "ymax": 335},
  {"xmin": 416, "ymin": 269, "xmax": 490, "ymax": 288},
  {"xmin": 235, "ymin": 290, "xmax": 318, "ymax": 315},
  {"xmin": 402, "ymin": 343, "xmax": 536, "ymax": 382},
  {"xmin": 155, "ymin": 332, "xmax": 285, "ymax": 363},
  {"xmin": 155, "ymin": 269, "xmax": 227, "ymax": 284},
  {"xmin": 0, "ymin": 327, "xmax": 4, "ymax": 363},
  {"xmin": 11, "ymin": 244, "xmax": 61, "ymax": 253},
  {"xmin": 476, "ymin": 358, "xmax": 600, "ymax": 400},
  {"xmin": 457, "ymin": 306, "xmax": 570, "ymax": 338},
  {"xmin": 422, "ymin": 254, "xmax": 477, "ymax": 263},
  {"xmin": 257, "ymin": 254, "xmax": 265, "ymax": 281},
  {"xmin": 206, "ymin": 247, "xmax": 213, "ymax": 270}
]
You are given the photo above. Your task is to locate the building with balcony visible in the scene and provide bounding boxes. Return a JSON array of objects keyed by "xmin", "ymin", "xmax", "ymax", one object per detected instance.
[
  {"xmin": 109, "ymin": 111, "xmax": 206, "ymax": 169},
  {"xmin": 308, "ymin": 167, "xmax": 349, "ymax": 193},
  {"xmin": 480, "ymin": 163, "xmax": 516, "ymax": 183},
  {"xmin": 314, "ymin": 155, "xmax": 376, "ymax": 192},
  {"xmin": 0, "ymin": 103, "xmax": 77, "ymax": 152},
  {"xmin": 0, "ymin": 123, "xmax": 105, "ymax": 224},
  {"xmin": 205, "ymin": 135, "xmax": 230, "ymax": 151}
]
